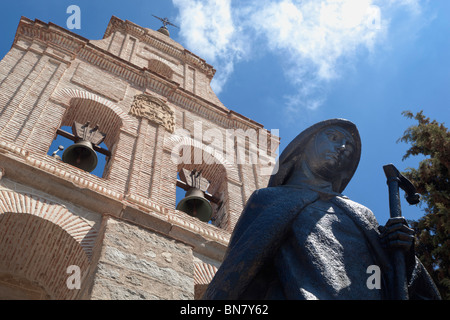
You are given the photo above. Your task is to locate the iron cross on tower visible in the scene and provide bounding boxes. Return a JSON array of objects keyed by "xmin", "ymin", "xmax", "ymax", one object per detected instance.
[{"xmin": 152, "ymin": 15, "xmax": 179, "ymax": 36}]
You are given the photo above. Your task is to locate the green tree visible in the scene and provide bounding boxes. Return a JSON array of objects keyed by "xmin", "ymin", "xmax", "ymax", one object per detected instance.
[{"xmin": 399, "ymin": 110, "xmax": 450, "ymax": 299}]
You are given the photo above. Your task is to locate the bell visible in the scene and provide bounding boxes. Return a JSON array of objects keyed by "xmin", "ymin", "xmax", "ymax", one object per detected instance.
[
  {"xmin": 62, "ymin": 140, "xmax": 98, "ymax": 172},
  {"xmin": 176, "ymin": 188, "xmax": 213, "ymax": 222}
]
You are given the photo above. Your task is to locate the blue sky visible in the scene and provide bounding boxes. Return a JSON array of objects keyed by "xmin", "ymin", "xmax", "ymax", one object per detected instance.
[{"xmin": 0, "ymin": 0, "xmax": 449, "ymax": 225}]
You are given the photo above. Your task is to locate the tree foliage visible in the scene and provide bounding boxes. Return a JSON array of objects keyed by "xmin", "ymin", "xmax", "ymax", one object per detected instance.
[{"xmin": 399, "ymin": 110, "xmax": 450, "ymax": 299}]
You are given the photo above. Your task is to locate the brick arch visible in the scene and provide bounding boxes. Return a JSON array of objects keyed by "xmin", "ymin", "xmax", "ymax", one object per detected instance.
[
  {"xmin": 0, "ymin": 190, "xmax": 98, "ymax": 258},
  {"xmin": 165, "ymin": 134, "xmax": 239, "ymax": 181},
  {"xmin": 53, "ymin": 88, "xmax": 132, "ymax": 150},
  {"xmin": 170, "ymin": 139, "xmax": 235, "ymax": 229},
  {"xmin": 194, "ymin": 262, "xmax": 217, "ymax": 299},
  {"xmin": 52, "ymin": 88, "xmax": 134, "ymax": 133},
  {"xmin": 0, "ymin": 212, "xmax": 90, "ymax": 299},
  {"xmin": 61, "ymin": 98, "xmax": 122, "ymax": 151}
]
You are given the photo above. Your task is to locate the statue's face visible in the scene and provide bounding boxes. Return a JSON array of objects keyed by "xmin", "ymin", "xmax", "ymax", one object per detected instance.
[{"xmin": 304, "ymin": 126, "xmax": 355, "ymax": 180}]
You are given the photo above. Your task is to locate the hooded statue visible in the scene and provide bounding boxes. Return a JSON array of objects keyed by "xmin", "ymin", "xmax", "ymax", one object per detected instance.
[{"xmin": 203, "ymin": 119, "xmax": 441, "ymax": 300}]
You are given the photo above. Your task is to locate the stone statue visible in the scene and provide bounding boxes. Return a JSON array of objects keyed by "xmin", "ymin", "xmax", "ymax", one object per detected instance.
[{"xmin": 203, "ymin": 119, "xmax": 441, "ymax": 300}]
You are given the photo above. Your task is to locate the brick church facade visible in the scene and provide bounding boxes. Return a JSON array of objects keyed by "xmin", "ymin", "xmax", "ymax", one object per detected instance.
[{"xmin": 0, "ymin": 16, "xmax": 278, "ymax": 299}]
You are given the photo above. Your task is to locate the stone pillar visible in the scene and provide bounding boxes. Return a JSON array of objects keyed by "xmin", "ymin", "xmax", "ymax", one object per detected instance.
[{"xmin": 88, "ymin": 217, "xmax": 194, "ymax": 300}]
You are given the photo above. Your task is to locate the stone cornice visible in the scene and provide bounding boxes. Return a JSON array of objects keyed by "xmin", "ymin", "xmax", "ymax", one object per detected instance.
[
  {"xmin": 15, "ymin": 17, "xmax": 87, "ymax": 56},
  {"xmin": 13, "ymin": 17, "xmax": 272, "ymax": 136}
]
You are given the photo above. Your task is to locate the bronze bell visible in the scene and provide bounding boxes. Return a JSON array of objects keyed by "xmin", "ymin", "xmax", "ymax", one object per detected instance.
[
  {"xmin": 176, "ymin": 169, "xmax": 213, "ymax": 222},
  {"xmin": 176, "ymin": 187, "xmax": 213, "ymax": 222},
  {"xmin": 62, "ymin": 140, "xmax": 98, "ymax": 172},
  {"xmin": 61, "ymin": 121, "xmax": 106, "ymax": 173}
]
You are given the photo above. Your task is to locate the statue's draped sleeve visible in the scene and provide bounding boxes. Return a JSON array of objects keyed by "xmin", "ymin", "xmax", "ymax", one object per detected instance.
[{"xmin": 203, "ymin": 186, "xmax": 319, "ymax": 300}]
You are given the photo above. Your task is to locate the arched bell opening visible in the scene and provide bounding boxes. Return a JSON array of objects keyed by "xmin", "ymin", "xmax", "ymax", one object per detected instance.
[
  {"xmin": 47, "ymin": 96, "xmax": 123, "ymax": 178},
  {"xmin": 175, "ymin": 145, "xmax": 229, "ymax": 228},
  {"xmin": 176, "ymin": 168, "xmax": 214, "ymax": 223}
]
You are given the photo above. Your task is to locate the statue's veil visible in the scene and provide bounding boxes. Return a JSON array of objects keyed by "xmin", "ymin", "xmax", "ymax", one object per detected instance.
[{"xmin": 268, "ymin": 119, "xmax": 361, "ymax": 193}]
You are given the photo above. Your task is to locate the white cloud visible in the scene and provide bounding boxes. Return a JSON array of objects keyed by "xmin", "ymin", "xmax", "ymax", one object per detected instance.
[
  {"xmin": 252, "ymin": 0, "xmax": 384, "ymax": 83},
  {"xmin": 172, "ymin": 0, "xmax": 247, "ymax": 94},
  {"xmin": 172, "ymin": 0, "xmax": 424, "ymax": 111},
  {"xmin": 248, "ymin": 0, "xmax": 389, "ymax": 112}
]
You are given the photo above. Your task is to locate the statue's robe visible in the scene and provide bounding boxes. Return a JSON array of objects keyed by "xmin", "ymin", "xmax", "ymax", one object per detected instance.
[{"xmin": 203, "ymin": 186, "xmax": 441, "ymax": 300}]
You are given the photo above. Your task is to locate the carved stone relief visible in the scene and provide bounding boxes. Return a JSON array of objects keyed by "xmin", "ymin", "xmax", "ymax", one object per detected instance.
[{"xmin": 130, "ymin": 94, "xmax": 175, "ymax": 133}]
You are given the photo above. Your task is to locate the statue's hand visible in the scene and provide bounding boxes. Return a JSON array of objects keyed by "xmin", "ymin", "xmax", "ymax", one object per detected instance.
[{"xmin": 379, "ymin": 217, "xmax": 415, "ymax": 252}]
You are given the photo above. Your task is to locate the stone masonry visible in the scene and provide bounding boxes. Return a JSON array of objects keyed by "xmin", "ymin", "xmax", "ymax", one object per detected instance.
[{"xmin": 0, "ymin": 16, "xmax": 279, "ymax": 299}]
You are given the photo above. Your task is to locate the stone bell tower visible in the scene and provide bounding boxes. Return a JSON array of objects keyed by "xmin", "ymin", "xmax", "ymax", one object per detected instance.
[{"xmin": 0, "ymin": 16, "xmax": 278, "ymax": 299}]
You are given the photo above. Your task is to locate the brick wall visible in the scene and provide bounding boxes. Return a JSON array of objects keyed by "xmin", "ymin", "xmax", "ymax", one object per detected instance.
[{"xmin": 0, "ymin": 177, "xmax": 101, "ymax": 299}]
